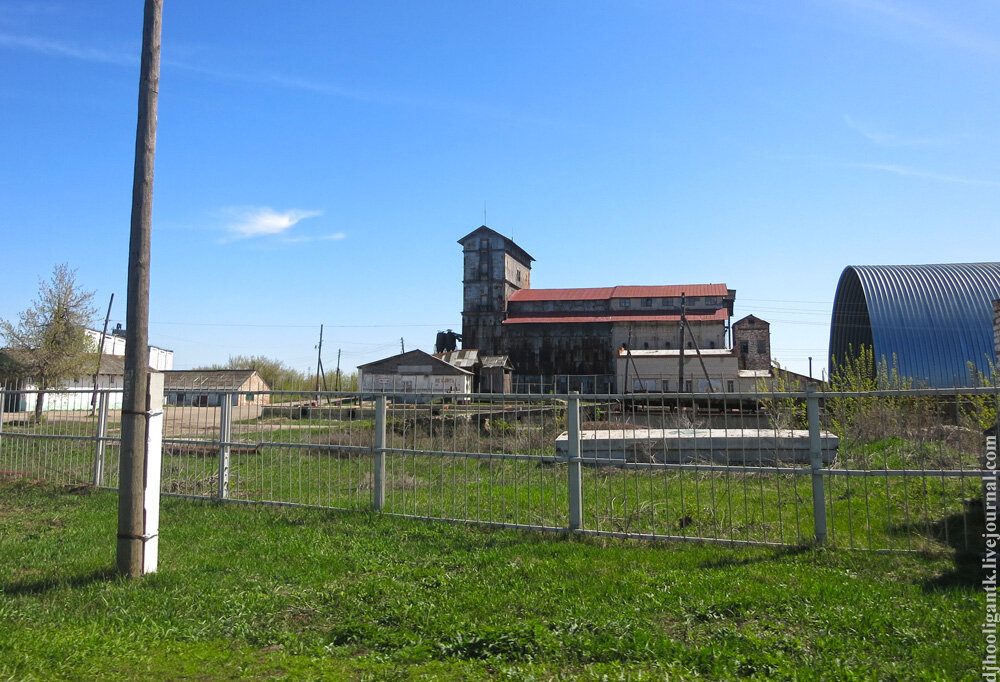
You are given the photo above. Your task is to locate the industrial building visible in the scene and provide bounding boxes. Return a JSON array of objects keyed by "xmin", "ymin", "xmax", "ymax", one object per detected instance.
[
  {"xmin": 457, "ymin": 225, "xmax": 776, "ymax": 393},
  {"xmin": 829, "ymin": 263, "xmax": 1000, "ymax": 388}
]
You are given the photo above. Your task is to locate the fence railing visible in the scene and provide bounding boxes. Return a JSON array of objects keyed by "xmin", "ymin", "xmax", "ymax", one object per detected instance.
[{"xmin": 1, "ymin": 385, "xmax": 995, "ymax": 552}]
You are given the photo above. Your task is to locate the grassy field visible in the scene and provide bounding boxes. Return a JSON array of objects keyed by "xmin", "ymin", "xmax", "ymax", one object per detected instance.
[
  {"xmin": 0, "ymin": 401, "xmax": 987, "ymax": 552},
  {"xmin": 0, "ymin": 480, "xmax": 983, "ymax": 680}
]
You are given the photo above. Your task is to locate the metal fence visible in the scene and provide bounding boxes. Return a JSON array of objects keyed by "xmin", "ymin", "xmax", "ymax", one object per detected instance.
[{"xmin": 1, "ymin": 385, "xmax": 995, "ymax": 553}]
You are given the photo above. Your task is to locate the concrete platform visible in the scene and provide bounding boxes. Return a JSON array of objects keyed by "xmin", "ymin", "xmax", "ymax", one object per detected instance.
[{"xmin": 555, "ymin": 428, "xmax": 838, "ymax": 465}]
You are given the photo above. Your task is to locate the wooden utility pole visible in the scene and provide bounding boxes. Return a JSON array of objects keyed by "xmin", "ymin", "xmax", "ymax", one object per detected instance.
[
  {"xmin": 682, "ymin": 317, "xmax": 714, "ymax": 393},
  {"xmin": 91, "ymin": 293, "xmax": 114, "ymax": 413},
  {"xmin": 677, "ymin": 292, "xmax": 686, "ymax": 393},
  {"xmin": 314, "ymin": 324, "xmax": 327, "ymax": 401},
  {"xmin": 400, "ymin": 337, "xmax": 405, "ymax": 354},
  {"xmin": 335, "ymin": 348, "xmax": 342, "ymax": 392},
  {"xmin": 118, "ymin": 0, "xmax": 162, "ymax": 578}
]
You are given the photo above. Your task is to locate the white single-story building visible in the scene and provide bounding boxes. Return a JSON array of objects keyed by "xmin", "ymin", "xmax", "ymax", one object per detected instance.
[{"xmin": 358, "ymin": 349, "xmax": 473, "ymax": 398}]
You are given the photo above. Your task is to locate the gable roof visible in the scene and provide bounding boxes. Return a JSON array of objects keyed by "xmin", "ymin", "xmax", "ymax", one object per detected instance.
[
  {"xmin": 508, "ymin": 284, "xmax": 728, "ymax": 302},
  {"xmin": 481, "ymin": 355, "xmax": 514, "ymax": 370},
  {"xmin": 434, "ymin": 349, "xmax": 480, "ymax": 370},
  {"xmin": 163, "ymin": 369, "xmax": 266, "ymax": 391},
  {"xmin": 457, "ymin": 225, "xmax": 535, "ymax": 265},
  {"xmin": 733, "ymin": 314, "xmax": 769, "ymax": 327},
  {"xmin": 358, "ymin": 349, "xmax": 473, "ymax": 376}
]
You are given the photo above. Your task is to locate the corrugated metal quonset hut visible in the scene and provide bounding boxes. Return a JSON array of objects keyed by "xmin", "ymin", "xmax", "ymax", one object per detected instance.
[{"xmin": 829, "ymin": 263, "xmax": 1000, "ymax": 388}]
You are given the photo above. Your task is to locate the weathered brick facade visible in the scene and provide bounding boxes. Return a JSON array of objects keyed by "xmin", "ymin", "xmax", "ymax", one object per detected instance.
[
  {"xmin": 459, "ymin": 226, "xmax": 533, "ymax": 356},
  {"xmin": 733, "ymin": 315, "xmax": 771, "ymax": 371}
]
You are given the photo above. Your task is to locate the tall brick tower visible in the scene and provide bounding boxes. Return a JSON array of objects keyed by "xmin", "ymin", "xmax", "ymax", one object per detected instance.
[{"xmin": 458, "ymin": 226, "xmax": 534, "ymax": 355}]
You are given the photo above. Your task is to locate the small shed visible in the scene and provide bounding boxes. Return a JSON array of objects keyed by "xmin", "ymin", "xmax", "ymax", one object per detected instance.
[
  {"xmin": 164, "ymin": 369, "xmax": 271, "ymax": 407},
  {"xmin": 480, "ymin": 355, "xmax": 514, "ymax": 393},
  {"xmin": 434, "ymin": 349, "xmax": 480, "ymax": 374},
  {"xmin": 358, "ymin": 349, "xmax": 473, "ymax": 397}
]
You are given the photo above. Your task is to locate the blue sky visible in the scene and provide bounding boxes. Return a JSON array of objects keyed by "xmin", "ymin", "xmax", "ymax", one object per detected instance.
[{"xmin": 1, "ymin": 1, "xmax": 998, "ymax": 378}]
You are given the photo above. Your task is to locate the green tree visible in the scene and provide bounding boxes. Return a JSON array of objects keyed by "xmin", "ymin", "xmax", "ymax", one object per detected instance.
[{"xmin": 0, "ymin": 264, "xmax": 96, "ymax": 417}]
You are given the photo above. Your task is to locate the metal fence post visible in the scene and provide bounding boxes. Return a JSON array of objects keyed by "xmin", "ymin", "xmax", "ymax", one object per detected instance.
[
  {"xmin": 218, "ymin": 392, "xmax": 232, "ymax": 499},
  {"xmin": 0, "ymin": 387, "xmax": 5, "ymax": 460},
  {"xmin": 807, "ymin": 386, "xmax": 827, "ymax": 544},
  {"xmin": 92, "ymin": 392, "xmax": 109, "ymax": 487},
  {"xmin": 373, "ymin": 395, "xmax": 387, "ymax": 511},
  {"xmin": 568, "ymin": 392, "xmax": 583, "ymax": 531}
]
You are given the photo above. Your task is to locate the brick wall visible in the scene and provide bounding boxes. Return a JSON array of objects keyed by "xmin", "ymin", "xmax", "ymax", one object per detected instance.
[{"xmin": 733, "ymin": 316, "xmax": 771, "ymax": 371}]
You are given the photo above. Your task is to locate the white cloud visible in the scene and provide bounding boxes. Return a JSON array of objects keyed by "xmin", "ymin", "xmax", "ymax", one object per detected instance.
[
  {"xmin": 833, "ymin": 0, "xmax": 1000, "ymax": 58},
  {"xmin": 281, "ymin": 232, "xmax": 347, "ymax": 244},
  {"xmin": 222, "ymin": 207, "xmax": 323, "ymax": 240},
  {"xmin": 853, "ymin": 162, "xmax": 1000, "ymax": 187},
  {"xmin": 842, "ymin": 115, "xmax": 954, "ymax": 147},
  {"xmin": 0, "ymin": 32, "xmax": 134, "ymax": 65}
]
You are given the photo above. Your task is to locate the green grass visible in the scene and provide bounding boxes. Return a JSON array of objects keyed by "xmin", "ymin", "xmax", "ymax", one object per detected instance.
[
  {"xmin": 0, "ymin": 480, "xmax": 983, "ymax": 680},
  {"xmin": 0, "ymin": 411, "xmax": 987, "ymax": 552}
]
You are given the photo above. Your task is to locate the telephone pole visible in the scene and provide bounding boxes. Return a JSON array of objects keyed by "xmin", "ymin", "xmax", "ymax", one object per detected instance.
[
  {"xmin": 119, "ymin": 0, "xmax": 162, "ymax": 578},
  {"xmin": 677, "ymin": 292, "xmax": 686, "ymax": 393},
  {"xmin": 91, "ymin": 293, "xmax": 114, "ymax": 414}
]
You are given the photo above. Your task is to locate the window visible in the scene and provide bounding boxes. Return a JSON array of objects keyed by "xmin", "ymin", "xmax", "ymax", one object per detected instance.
[
  {"xmin": 516, "ymin": 270, "xmax": 521, "ymax": 282},
  {"xmin": 757, "ymin": 340, "xmax": 767, "ymax": 354},
  {"xmin": 642, "ymin": 342, "xmax": 649, "ymax": 349},
  {"xmin": 619, "ymin": 299, "xmax": 631, "ymax": 308},
  {"xmin": 642, "ymin": 298, "xmax": 653, "ymax": 308},
  {"xmin": 739, "ymin": 341, "xmax": 749, "ymax": 354},
  {"xmin": 480, "ymin": 239, "xmax": 488, "ymax": 249},
  {"xmin": 685, "ymin": 380, "xmax": 692, "ymax": 392},
  {"xmin": 661, "ymin": 379, "xmax": 669, "ymax": 391},
  {"xmin": 708, "ymin": 340, "xmax": 716, "ymax": 349},
  {"xmin": 727, "ymin": 380, "xmax": 735, "ymax": 392}
]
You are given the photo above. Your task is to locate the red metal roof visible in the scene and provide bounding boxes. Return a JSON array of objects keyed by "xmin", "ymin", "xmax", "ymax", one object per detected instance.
[
  {"xmin": 503, "ymin": 309, "xmax": 729, "ymax": 325},
  {"xmin": 508, "ymin": 287, "xmax": 614, "ymax": 302},
  {"xmin": 508, "ymin": 284, "xmax": 728, "ymax": 302},
  {"xmin": 609, "ymin": 284, "xmax": 728, "ymax": 298}
]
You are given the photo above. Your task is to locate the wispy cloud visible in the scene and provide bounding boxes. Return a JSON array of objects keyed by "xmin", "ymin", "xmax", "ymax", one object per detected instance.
[
  {"xmin": 834, "ymin": 0, "xmax": 1000, "ymax": 58},
  {"xmin": 221, "ymin": 207, "xmax": 323, "ymax": 241},
  {"xmin": 0, "ymin": 30, "xmax": 556, "ymax": 126},
  {"xmin": 851, "ymin": 162, "xmax": 1000, "ymax": 187},
  {"xmin": 281, "ymin": 232, "xmax": 347, "ymax": 244},
  {"xmin": 842, "ymin": 115, "xmax": 956, "ymax": 147},
  {"xmin": 0, "ymin": 31, "xmax": 134, "ymax": 65}
]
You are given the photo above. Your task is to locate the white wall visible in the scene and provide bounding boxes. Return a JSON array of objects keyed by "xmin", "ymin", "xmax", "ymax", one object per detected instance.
[
  {"xmin": 360, "ymin": 372, "xmax": 472, "ymax": 394},
  {"xmin": 85, "ymin": 329, "xmax": 173, "ymax": 370}
]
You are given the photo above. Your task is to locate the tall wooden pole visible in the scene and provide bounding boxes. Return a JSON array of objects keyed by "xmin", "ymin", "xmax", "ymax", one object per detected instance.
[
  {"xmin": 677, "ymin": 292, "xmax": 686, "ymax": 393},
  {"xmin": 91, "ymin": 293, "xmax": 114, "ymax": 414},
  {"xmin": 118, "ymin": 0, "xmax": 162, "ymax": 578}
]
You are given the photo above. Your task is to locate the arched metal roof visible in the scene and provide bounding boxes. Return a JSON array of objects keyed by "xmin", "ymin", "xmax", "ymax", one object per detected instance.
[{"xmin": 829, "ymin": 263, "xmax": 1000, "ymax": 388}]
